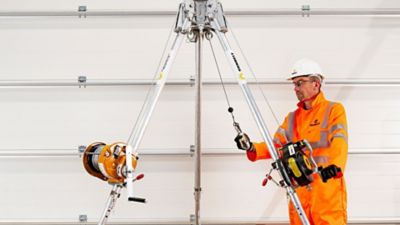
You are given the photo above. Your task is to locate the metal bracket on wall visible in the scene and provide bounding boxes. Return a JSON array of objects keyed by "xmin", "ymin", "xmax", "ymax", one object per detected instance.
[
  {"xmin": 78, "ymin": 5, "xmax": 87, "ymax": 18},
  {"xmin": 190, "ymin": 144, "xmax": 195, "ymax": 157},
  {"xmin": 189, "ymin": 214, "xmax": 195, "ymax": 225},
  {"xmin": 78, "ymin": 145, "xmax": 86, "ymax": 157},
  {"xmin": 302, "ymin": 5, "xmax": 311, "ymax": 17},
  {"xmin": 78, "ymin": 76, "xmax": 87, "ymax": 88},
  {"xmin": 190, "ymin": 75, "xmax": 195, "ymax": 87},
  {"xmin": 78, "ymin": 214, "xmax": 88, "ymax": 223}
]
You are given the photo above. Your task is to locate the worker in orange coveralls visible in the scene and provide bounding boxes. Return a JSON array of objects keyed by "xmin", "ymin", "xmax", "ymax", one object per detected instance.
[{"xmin": 235, "ymin": 59, "xmax": 348, "ymax": 225}]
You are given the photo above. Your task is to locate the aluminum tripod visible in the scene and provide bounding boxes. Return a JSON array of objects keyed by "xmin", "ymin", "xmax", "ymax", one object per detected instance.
[{"xmin": 97, "ymin": 0, "xmax": 310, "ymax": 224}]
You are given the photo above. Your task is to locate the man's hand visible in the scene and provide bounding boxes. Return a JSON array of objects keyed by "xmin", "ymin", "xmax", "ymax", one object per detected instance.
[
  {"xmin": 234, "ymin": 133, "xmax": 254, "ymax": 151},
  {"xmin": 319, "ymin": 165, "xmax": 343, "ymax": 183}
]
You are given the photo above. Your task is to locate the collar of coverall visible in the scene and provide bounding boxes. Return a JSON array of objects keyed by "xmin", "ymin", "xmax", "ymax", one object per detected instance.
[{"xmin": 297, "ymin": 91, "xmax": 325, "ymax": 110}]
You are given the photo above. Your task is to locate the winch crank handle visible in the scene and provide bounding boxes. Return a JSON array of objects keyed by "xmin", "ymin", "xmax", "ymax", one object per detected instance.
[
  {"xmin": 303, "ymin": 139, "xmax": 319, "ymax": 172},
  {"xmin": 128, "ymin": 197, "xmax": 147, "ymax": 203}
]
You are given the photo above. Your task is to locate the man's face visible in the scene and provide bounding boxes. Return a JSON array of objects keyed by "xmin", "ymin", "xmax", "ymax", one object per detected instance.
[{"xmin": 292, "ymin": 76, "xmax": 319, "ymax": 101}]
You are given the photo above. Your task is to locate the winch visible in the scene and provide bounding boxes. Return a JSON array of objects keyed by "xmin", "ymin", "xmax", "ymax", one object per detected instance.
[
  {"xmin": 269, "ymin": 140, "xmax": 343, "ymax": 188},
  {"xmin": 82, "ymin": 142, "xmax": 139, "ymax": 184}
]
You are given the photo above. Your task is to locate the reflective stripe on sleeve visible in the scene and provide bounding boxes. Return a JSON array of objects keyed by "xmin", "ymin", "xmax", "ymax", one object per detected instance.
[
  {"xmin": 329, "ymin": 123, "xmax": 346, "ymax": 134},
  {"xmin": 287, "ymin": 112, "xmax": 295, "ymax": 141},
  {"xmin": 321, "ymin": 102, "xmax": 334, "ymax": 129},
  {"xmin": 313, "ymin": 155, "xmax": 330, "ymax": 164},
  {"xmin": 331, "ymin": 133, "xmax": 348, "ymax": 143},
  {"xmin": 276, "ymin": 127, "xmax": 289, "ymax": 143},
  {"xmin": 310, "ymin": 130, "xmax": 329, "ymax": 149}
]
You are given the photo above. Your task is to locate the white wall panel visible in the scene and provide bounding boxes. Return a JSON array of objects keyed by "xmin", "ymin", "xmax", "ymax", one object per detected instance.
[{"xmin": 1, "ymin": 0, "xmax": 400, "ymax": 224}]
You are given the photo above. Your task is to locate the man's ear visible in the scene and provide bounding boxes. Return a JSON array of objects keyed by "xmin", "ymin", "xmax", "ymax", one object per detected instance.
[{"xmin": 314, "ymin": 80, "xmax": 321, "ymax": 89}]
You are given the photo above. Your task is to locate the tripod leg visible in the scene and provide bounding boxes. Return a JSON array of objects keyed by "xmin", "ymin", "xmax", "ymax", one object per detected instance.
[
  {"xmin": 125, "ymin": 145, "xmax": 134, "ymax": 200},
  {"xmin": 211, "ymin": 20, "xmax": 310, "ymax": 225},
  {"xmin": 97, "ymin": 185, "xmax": 123, "ymax": 225},
  {"xmin": 128, "ymin": 20, "xmax": 189, "ymax": 151},
  {"xmin": 125, "ymin": 17, "xmax": 190, "ymax": 197},
  {"xmin": 193, "ymin": 29, "xmax": 204, "ymax": 225}
]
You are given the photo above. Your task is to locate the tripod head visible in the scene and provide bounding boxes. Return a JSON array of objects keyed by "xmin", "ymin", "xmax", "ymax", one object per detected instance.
[{"xmin": 175, "ymin": 0, "xmax": 228, "ymax": 34}]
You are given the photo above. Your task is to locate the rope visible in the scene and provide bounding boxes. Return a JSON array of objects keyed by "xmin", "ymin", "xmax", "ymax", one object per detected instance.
[
  {"xmin": 227, "ymin": 21, "xmax": 280, "ymax": 126},
  {"xmin": 207, "ymin": 34, "xmax": 237, "ymax": 124}
]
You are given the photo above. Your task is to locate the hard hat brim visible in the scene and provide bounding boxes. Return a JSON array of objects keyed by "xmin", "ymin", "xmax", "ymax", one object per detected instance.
[
  {"xmin": 287, "ymin": 75, "xmax": 311, "ymax": 81},
  {"xmin": 287, "ymin": 74, "xmax": 324, "ymax": 81}
]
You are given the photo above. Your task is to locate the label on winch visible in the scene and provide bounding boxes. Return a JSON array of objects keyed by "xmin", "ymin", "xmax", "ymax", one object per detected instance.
[{"xmin": 288, "ymin": 144, "xmax": 295, "ymax": 156}]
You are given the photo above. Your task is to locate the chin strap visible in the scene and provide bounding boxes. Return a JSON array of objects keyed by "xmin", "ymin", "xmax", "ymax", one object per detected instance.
[{"xmin": 297, "ymin": 92, "xmax": 320, "ymax": 109}]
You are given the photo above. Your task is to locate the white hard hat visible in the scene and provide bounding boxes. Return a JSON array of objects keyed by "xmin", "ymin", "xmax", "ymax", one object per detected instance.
[{"xmin": 288, "ymin": 58, "xmax": 324, "ymax": 81}]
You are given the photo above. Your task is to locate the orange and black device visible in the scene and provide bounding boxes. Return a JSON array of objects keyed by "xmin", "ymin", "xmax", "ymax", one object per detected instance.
[
  {"xmin": 82, "ymin": 142, "xmax": 138, "ymax": 184},
  {"xmin": 269, "ymin": 140, "xmax": 342, "ymax": 188}
]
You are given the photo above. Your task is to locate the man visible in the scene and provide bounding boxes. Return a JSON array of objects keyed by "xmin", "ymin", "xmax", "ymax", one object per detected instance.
[{"xmin": 235, "ymin": 59, "xmax": 348, "ymax": 225}]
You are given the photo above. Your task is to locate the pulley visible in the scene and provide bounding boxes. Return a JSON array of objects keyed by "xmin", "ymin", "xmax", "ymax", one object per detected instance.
[{"xmin": 82, "ymin": 142, "xmax": 138, "ymax": 184}]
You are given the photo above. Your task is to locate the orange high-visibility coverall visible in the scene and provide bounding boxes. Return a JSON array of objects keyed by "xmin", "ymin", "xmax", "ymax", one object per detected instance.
[{"xmin": 247, "ymin": 92, "xmax": 348, "ymax": 225}]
